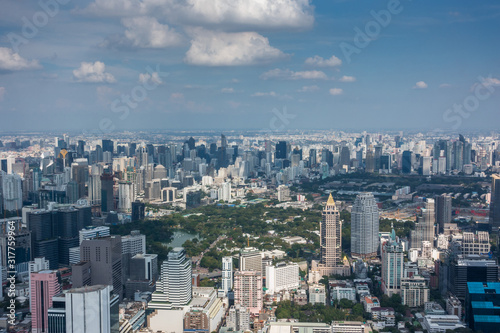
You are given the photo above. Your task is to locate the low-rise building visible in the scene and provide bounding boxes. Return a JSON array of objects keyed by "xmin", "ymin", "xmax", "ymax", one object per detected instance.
[
  {"xmin": 309, "ymin": 284, "xmax": 326, "ymax": 305},
  {"xmin": 421, "ymin": 315, "xmax": 465, "ymax": 333}
]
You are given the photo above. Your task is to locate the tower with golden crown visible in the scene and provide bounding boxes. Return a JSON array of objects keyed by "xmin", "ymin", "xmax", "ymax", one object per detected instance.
[{"xmin": 317, "ymin": 194, "xmax": 350, "ymax": 277}]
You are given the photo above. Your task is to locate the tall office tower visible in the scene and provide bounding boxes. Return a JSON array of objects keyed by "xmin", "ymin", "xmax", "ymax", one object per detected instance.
[
  {"xmin": 402, "ymin": 150, "xmax": 412, "ymax": 174},
  {"xmin": 365, "ymin": 149, "xmax": 375, "ymax": 172},
  {"xmin": 240, "ymin": 248, "xmax": 262, "ymax": 273},
  {"xmin": 28, "ymin": 210, "xmax": 59, "ymax": 269},
  {"xmin": 47, "ymin": 293, "xmax": 66, "ymax": 333},
  {"xmin": 420, "ymin": 156, "xmax": 431, "ymax": 176},
  {"xmin": 381, "ymin": 227, "xmax": 404, "ymax": 296},
  {"xmin": 436, "ymin": 194, "xmax": 452, "ymax": 233},
  {"xmin": 318, "ymin": 194, "xmax": 349, "ymax": 276},
  {"xmin": 449, "ymin": 256, "xmax": 499, "ymax": 300},
  {"xmin": 101, "ymin": 139, "xmax": 114, "ymax": 154},
  {"xmin": 118, "ymin": 181, "xmax": 135, "ymax": 212},
  {"xmin": 88, "ymin": 165, "xmax": 102, "ymax": 205},
  {"xmin": 159, "ymin": 247, "xmax": 192, "ymax": 305},
  {"xmin": 132, "ymin": 201, "xmax": 145, "ymax": 221},
  {"xmin": 275, "ymin": 141, "xmax": 287, "ymax": 160},
  {"xmin": 221, "ymin": 133, "xmax": 228, "ymax": 149},
  {"xmin": 234, "ymin": 271, "xmax": 263, "ymax": 314},
  {"xmin": 466, "ymin": 282, "xmax": 500, "ymax": 332},
  {"xmin": 71, "ymin": 159, "xmax": 88, "ymax": 199},
  {"xmin": 31, "ymin": 270, "xmax": 61, "ymax": 333},
  {"xmin": 309, "ymin": 148, "xmax": 317, "ymax": 167},
  {"xmin": 453, "ymin": 140, "xmax": 464, "ymax": 171},
  {"xmin": 122, "ymin": 230, "xmax": 146, "ymax": 256},
  {"xmin": 380, "ymin": 155, "xmax": 392, "ymax": 172},
  {"xmin": 66, "ymin": 285, "xmax": 120, "ymax": 333},
  {"xmin": 100, "ymin": 172, "xmax": 114, "ymax": 212},
  {"xmin": 79, "ymin": 236, "xmax": 123, "ymax": 300},
  {"xmin": 57, "ymin": 209, "xmax": 79, "ymax": 266},
  {"xmin": 463, "ymin": 142, "xmax": 472, "ymax": 166},
  {"xmin": 351, "ymin": 192, "xmax": 379, "ymax": 259},
  {"xmin": 411, "ymin": 198, "xmax": 435, "ymax": 249},
  {"xmin": 0, "ymin": 171, "xmax": 22, "ymax": 211},
  {"xmin": 221, "ymin": 256, "xmax": 233, "ymax": 296},
  {"xmin": 129, "ymin": 253, "xmax": 158, "ymax": 281},
  {"xmin": 489, "ymin": 174, "xmax": 500, "ymax": 231},
  {"xmin": 374, "ymin": 144, "xmax": 383, "ymax": 171},
  {"xmin": 77, "ymin": 140, "xmax": 85, "ymax": 157},
  {"xmin": 340, "ymin": 146, "xmax": 351, "ymax": 168}
]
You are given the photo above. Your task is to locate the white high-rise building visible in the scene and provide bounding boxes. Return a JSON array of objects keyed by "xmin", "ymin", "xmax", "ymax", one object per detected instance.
[
  {"xmin": 118, "ymin": 181, "xmax": 135, "ymax": 212},
  {"xmin": 218, "ymin": 182, "xmax": 231, "ymax": 202},
  {"xmin": 65, "ymin": 284, "xmax": 119, "ymax": 333},
  {"xmin": 79, "ymin": 226, "xmax": 110, "ymax": 244},
  {"xmin": 382, "ymin": 227, "xmax": 404, "ymax": 296},
  {"xmin": 351, "ymin": 192, "xmax": 379, "ymax": 259},
  {"xmin": 226, "ymin": 304, "xmax": 250, "ymax": 331},
  {"xmin": 122, "ymin": 230, "xmax": 146, "ymax": 256},
  {"xmin": 159, "ymin": 247, "xmax": 192, "ymax": 306},
  {"xmin": 265, "ymin": 262, "xmax": 300, "ymax": 294},
  {"xmin": 1, "ymin": 171, "xmax": 22, "ymax": 211},
  {"xmin": 221, "ymin": 256, "xmax": 233, "ymax": 296}
]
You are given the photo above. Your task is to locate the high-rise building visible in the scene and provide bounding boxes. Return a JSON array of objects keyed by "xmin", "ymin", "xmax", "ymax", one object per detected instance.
[
  {"xmin": 79, "ymin": 226, "xmax": 110, "ymax": 244},
  {"xmin": 159, "ymin": 247, "xmax": 192, "ymax": 306},
  {"xmin": 0, "ymin": 171, "xmax": 22, "ymax": 211},
  {"xmin": 448, "ymin": 255, "xmax": 498, "ymax": 300},
  {"xmin": 436, "ymin": 194, "xmax": 452, "ymax": 233},
  {"xmin": 309, "ymin": 148, "xmax": 317, "ymax": 167},
  {"xmin": 466, "ymin": 282, "xmax": 500, "ymax": 332},
  {"xmin": 489, "ymin": 174, "xmax": 500, "ymax": 231},
  {"xmin": 462, "ymin": 232, "xmax": 490, "ymax": 256},
  {"xmin": 275, "ymin": 141, "xmax": 287, "ymax": 160},
  {"xmin": 277, "ymin": 185, "xmax": 291, "ymax": 202},
  {"xmin": 27, "ymin": 210, "xmax": 59, "ymax": 269},
  {"xmin": 121, "ymin": 230, "xmax": 146, "ymax": 256},
  {"xmin": 240, "ymin": 248, "xmax": 262, "ymax": 273},
  {"xmin": 265, "ymin": 262, "xmax": 300, "ymax": 294},
  {"xmin": 402, "ymin": 150, "xmax": 412, "ymax": 174},
  {"xmin": 411, "ymin": 198, "xmax": 435, "ymax": 249},
  {"xmin": 401, "ymin": 275, "xmax": 429, "ymax": 307},
  {"xmin": 100, "ymin": 173, "xmax": 114, "ymax": 212},
  {"xmin": 318, "ymin": 194, "xmax": 349, "ymax": 276},
  {"xmin": 101, "ymin": 139, "xmax": 114, "ymax": 154},
  {"xmin": 56, "ymin": 208, "xmax": 79, "ymax": 266},
  {"xmin": 131, "ymin": 201, "xmax": 145, "ymax": 221},
  {"xmin": 31, "ymin": 270, "xmax": 61, "ymax": 333},
  {"xmin": 78, "ymin": 236, "xmax": 123, "ymax": 300},
  {"xmin": 382, "ymin": 227, "xmax": 404, "ymax": 296},
  {"xmin": 234, "ymin": 270, "xmax": 263, "ymax": 314},
  {"xmin": 351, "ymin": 192, "xmax": 379, "ymax": 259},
  {"xmin": 221, "ymin": 256, "xmax": 233, "ymax": 296},
  {"xmin": 65, "ymin": 285, "xmax": 119, "ymax": 333},
  {"xmin": 226, "ymin": 304, "xmax": 250, "ymax": 331}
]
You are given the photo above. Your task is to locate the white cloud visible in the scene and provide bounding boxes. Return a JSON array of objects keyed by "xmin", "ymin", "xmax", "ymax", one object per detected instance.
[
  {"xmin": 413, "ymin": 81, "xmax": 428, "ymax": 89},
  {"xmin": 297, "ymin": 85, "xmax": 319, "ymax": 92},
  {"xmin": 0, "ymin": 87, "xmax": 5, "ymax": 101},
  {"xmin": 261, "ymin": 68, "xmax": 327, "ymax": 80},
  {"xmin": 0, "ymin": 47, "xmax": 41, "ymax": 71},
  {"xmin": 122, "ymin": 16, "xmax": 182, "ymax": 48},
  {"xmin": 339, "ymin": 75, "xmax": 356, "ymax": 82},
  {"xmin": 305, "ymin": 55, "xmax": 342, "ymax": 67},
  {"xmin": 470, "ymin": 77, "xmax": 500, "ymax": 91},
  {"xmin": 138, "ymin": 72, "xmax": 163, "ymax": 85},
  {"xmin": 73, "ymin": 61, "xmax": 116, "ymax": 83},
  {"xmin": 329, "ymin": 88, "xmax": 343, "ymax": 96},
  {"xmin": 252, "ymin": 91, "xmax": 277, "ymax": 97},
  {"xmin": 221, "ymin": 88, "xmax": 234, "ymax": 93},
  {"xmin": 185, "ymin": 30, "xmax": 287, "ymax": 66},
  {"xmin": 83, "ymin": 0, "xmax": 314, "ymax": 29}
]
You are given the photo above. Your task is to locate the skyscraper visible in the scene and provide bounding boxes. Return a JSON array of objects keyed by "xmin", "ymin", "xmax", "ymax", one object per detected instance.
[
  {"xmin": 275, "ymin": 141, "xmax": 287, "ymax": 160},
  {"xmin": 411, "ymin": 198, "xmax": 435, "ymax": 249},
  {"xmin": 31, "ymin": 270, "xmax": 61, "ymax": 333},
  {"xmin": 234, "ymin": 270, "xmax": 263, "ymax": 314},
  {"xmin": 65, "ymin": 285, "xmax": 120, "ymax": 333},
  {"xmin": 78, "ymin": 236, "xmax": 123, "ymax": 300},
  {"xmin": 159, "ymin": 247, "xmax": 192, "ymax": 306},
  {"xmin": 402, "ymin": 150, "xmax": 412, "ymax": 174},
  {"xmin": 318, "ymin": 194, "xmax": 349, "ymax": 276},
  {"xmin": 436, "ymin": 194, "xmax": 452, "ymax": 233},
  {"xmin": 381, "ymin": 227, "xmax": 404, "ymax": 296},
  {"xmin": 221, "ymin": 256, "xmax": 233, "ymax": 296},
  {"xmin": 489, "ymin": 174, "xmax": 500, "ymax": 231},
  {"xmin": 351, "ymin": 192, "xmax": 379, "ymax": 259}
]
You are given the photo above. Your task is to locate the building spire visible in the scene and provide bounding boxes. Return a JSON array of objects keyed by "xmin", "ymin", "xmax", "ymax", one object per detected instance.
[{"xmin": 326, "ymin": 193, "xmax": 335, "ymax": 206}]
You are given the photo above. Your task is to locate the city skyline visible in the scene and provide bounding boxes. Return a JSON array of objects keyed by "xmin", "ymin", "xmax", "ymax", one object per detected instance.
[{"xmin": 0, "ymin": 1, "xmax": 499, "ymax": 132}]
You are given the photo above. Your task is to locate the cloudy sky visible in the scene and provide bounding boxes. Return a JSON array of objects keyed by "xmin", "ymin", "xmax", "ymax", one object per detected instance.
[{"xmin": 0, "ymin": 0, "xmax": 499, "ymax": 133}]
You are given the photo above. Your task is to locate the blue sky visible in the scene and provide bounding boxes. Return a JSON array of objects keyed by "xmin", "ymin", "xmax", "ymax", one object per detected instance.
[{"xmin": 0, "ymin": 0, "xmax": 499, "ymax": 133}]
